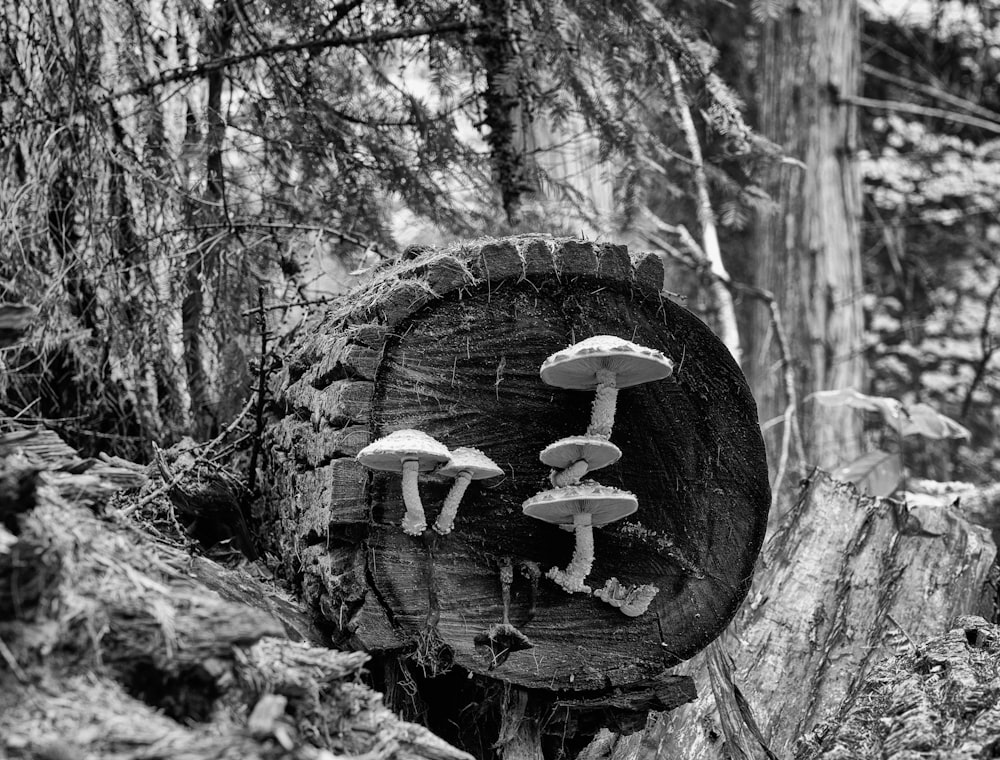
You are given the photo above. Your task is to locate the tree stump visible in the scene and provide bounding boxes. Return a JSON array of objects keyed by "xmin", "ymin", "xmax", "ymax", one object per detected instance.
[
  {"xmin": 620, "ymin": 472, "xmax": 997, "ymax": 760},
  {"xmin": 261, "ymin": 235, "xmax": 770, "ymax": 749}
]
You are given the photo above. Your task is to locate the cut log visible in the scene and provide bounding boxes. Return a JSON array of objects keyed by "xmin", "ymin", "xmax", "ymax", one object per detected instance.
[
  {"xmin": 261, "ymin": 235, "xmax": 771, "ymax": 749},
  {"xmin": 605, "ymin": 472, "xmax": 997, "ymax": 760}
]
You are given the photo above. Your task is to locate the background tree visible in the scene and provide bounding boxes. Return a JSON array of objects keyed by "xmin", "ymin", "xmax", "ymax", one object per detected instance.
[
  {"xmin": 0, "ymin": 0, "xmax": 755, "ymax": 459},
  {"xmin": 744, "ymin": 0, "xmax": 865, "ymax": 478}
]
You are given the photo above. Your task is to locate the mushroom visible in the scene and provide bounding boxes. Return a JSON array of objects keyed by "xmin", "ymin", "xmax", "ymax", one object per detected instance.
[
  {"xmin": 594, "ymin": 577, "xmax": 660, "ymax": 617},
  {"xmin": 433, "ymin": 447, "xmax": 503, "ymax": 535},
  {"xmin": 539, "ymin": 335, "xmax": 673, "ymax": 439},
  {"xmin": 474, "ymin": 559, "xmax": 534, "ymax": 669},
  {"xmin": 522, "ymin": 482, "xmax": 638, "ymax": 594},
  {"xmin": 356, "ymin": 429, "xmax": 450, "ymax": 536},
  {"xmin": 540, "ymin": 435, "xmax": 621, "ymax": 487}
]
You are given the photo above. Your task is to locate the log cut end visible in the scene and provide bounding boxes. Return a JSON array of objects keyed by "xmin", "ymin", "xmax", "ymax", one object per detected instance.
[{"xmin": 261, "ymin": 235, "xmax": 770, "ymax": 702}]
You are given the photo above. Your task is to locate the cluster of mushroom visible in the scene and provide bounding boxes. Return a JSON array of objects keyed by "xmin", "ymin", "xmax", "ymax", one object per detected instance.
[
  {"xmin": 521, "ymin": 335, "xmax": 673, "ymax": 616},
  {"xmin": 356, "ymin": 430, "xmax": 502, "ymax": 536}
]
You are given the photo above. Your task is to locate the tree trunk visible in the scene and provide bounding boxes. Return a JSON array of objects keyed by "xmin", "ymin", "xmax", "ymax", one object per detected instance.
[
  {"xmin": 747, "ymin": 0, "xmax": 865, "ymax": 476},
  {"xmin": 476, "ymin": 0, "xmax": 534, "ymax": 225},
  {"xmin": 260, "ymin": 235, "xmax": 772, "ymax": 757},
  {"xmin": 183, "ymin": 0, "xmax": 236, "ymax": 439},
  {"xmin": 596, "ymin": 472, "xmax": 996, "ymax": 760}
]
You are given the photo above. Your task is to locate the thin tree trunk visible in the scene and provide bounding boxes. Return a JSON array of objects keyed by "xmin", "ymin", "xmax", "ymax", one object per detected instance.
[
  {"xmin": 747, "ymin": 0, "xmax": 864, "ymax": 477},
  {"xmin": 183, "ymin": 0, "xmax": 235, "ymax": 439},
  {"xmin": 476, "ymin": 0, "xmax": 533, "ymax": 225}
]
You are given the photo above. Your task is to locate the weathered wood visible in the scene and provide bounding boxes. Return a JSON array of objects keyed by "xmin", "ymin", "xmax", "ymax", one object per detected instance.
[
  {"xmin": 623, "ymin": 472, "xmax": 996, "ymax": 760},
  {"xmin": 906, "ymin": 478, "xmax": 1000, "ymax": 545},
  {"xmin": 0, "ymin": 427, "xmax": 79, "ymax": 463},
  {"xmin": 261, "ymin": 235, "xmax": 770, "ymax": 746},
  {"xmin": 801, "ymin": 616, "xmax": 1000, "ymax": 759},
  {"xmin": 0, "ymin": 435, "xmax": 473, "ymax": 760}
]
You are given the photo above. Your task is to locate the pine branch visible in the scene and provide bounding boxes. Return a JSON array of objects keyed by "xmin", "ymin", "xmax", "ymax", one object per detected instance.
[{"xmin": 97, "ymin": 22, "xmax": 481, "ymax": 106}]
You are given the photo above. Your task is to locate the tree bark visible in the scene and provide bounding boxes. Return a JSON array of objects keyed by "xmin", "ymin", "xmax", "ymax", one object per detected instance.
[
  {"xmin": 183, "ymin": 0, "xmax": 236, "ymax": 439},
  {"xmin": 747, "ymin": 0, "xmax": 865, "ymax": 476},
  {"xmin": 476, "ymin": 0, "xmax": 534, "ymax": 225}
]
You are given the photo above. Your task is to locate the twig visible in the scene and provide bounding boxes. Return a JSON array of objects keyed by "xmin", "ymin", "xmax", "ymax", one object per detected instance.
[
  {"xmin": 843, "ymin": 94, "xmax": 1000, "ymax": 135},
  {"xmin": 960, "ymin": 277, "xmax": 1000, "ymax": 419},
  {"xmin": 0, "ymin": 634, "xmax": 28, "ymax": 683},
  {"xmin": 119, "ymin": 396, "xmax": 255, "ymax": 517},
  {"xmin": 862, "ymin": 63, "xmax": 1000, "ymax": 123},
  {"xmin": 241, "ymin": 295, "xmax": 341, "ymax": 316},
  {"xmin": 152, "ymin": 219, "xmax": 381, "ymax": 257}
]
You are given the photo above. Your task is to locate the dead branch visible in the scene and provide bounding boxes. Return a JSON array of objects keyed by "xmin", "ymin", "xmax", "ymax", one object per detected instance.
[
  {"xmin": 121, "ymin": 396, "xmax": 255, "ymax": 517},
  {"xmin": 663, "ymin": 56, "xmax": 742, "ymax": 363}
]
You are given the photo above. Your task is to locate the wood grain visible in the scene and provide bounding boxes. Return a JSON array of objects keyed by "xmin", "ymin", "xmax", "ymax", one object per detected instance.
[{"xmin": 262, "ymin": 235, "xmax": 770, "ymax": 697}]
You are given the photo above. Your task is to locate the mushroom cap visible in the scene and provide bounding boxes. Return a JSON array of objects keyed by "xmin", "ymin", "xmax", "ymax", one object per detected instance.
[
  {"xmin": 539, "ymin": 335, "xmax": 674, "ymax": 390},
  {"xmin": 539, "ymin": 436, "xmax": 622, "ymax": 471},
  {"xmin": 522, "ymin": 481, "xmax": 638, "ymax": 527},
  {"xmin": 438, "ymin": 446, "xmax": 504, "ymax": 480},
  {"xmin": 356, "ymin": 429, "xmax": 450, "ymax": 473}
]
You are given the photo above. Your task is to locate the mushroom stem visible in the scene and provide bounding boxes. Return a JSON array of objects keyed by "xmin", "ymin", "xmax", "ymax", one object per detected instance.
[
  {"xmin": 433, "ymin": 471, "xmax": 472, "ymax": 534},
  {"xmin": 550, "ymin": 459, "xmax": 589, "ymax": 487},
  {"xmin": 586, "ymin": 368, "xmax": 619, "ymax": 439},
  {"xmin": 500, "ymin": 560, "xmax": 514, "ymax": 625},
  {"xmin": 546, "ymin": 512, "xmax": 595, "ymax": 593},
  {"xmin": 400, "ymin": 459, "xmax": 427, "ymax": 536}
]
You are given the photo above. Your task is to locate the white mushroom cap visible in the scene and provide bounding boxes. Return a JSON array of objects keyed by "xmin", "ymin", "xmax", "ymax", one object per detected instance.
[
  {"xmin": 356, "ymin": 429, "xmax": 449, "ymax": 472},
  {"xmin": 540, "ymin": 436, "xmax": 622, "ymax": 471},
  {"xmin": 438, "ymin": 447, "xmax": 504, "ymax": 480},
  {"xmin": 522, "ymin": 482, "xmax": 637, "ymax": 527},
  {"xmin": 539, "ymin": 335, "xmax": 674, "ymax": 390}
]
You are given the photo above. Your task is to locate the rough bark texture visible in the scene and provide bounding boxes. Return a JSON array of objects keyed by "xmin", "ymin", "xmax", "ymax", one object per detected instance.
[
  {"xmin": 476, "ymin": 0, "xmax": 533, "ymax": 225},
  {"xmin": 0, "ymin": 429, "xmax": 472, "ymax": 760},
  {"xmin": 596, "ymin": 472, "xmax": 996, "ymax": 760},
  {"xmin": 260, "ymin": 235, "xmax": 771, "ymax": 750},
  {"xmin": 800, "ymin": 615, "xmax": 1000, "ymax": 759},
  {"xmin": 747, "ymin": 0, "xmax": 865, "ymax": 473}
]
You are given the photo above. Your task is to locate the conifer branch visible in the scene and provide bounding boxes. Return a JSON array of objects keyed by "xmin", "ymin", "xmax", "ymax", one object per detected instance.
[{"xmin": 98, "ymin": 22, "xmax": 481, "ymax": 105}]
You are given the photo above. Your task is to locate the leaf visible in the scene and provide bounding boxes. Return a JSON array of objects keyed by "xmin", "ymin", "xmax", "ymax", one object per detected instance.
[
  {"xmin": 900, "ymin": 403, "xmax": 972, "ymax": 440},
  {"xmin": 832, "ymin": 450, "xmax": 902, "ymax": 497},
  {"xmin": 808, "ymin": 388, "xmax": 903, "ymax": 424}
]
